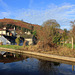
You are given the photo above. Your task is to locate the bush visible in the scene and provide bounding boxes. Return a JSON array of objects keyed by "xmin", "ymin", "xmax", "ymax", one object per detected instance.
[{"xmin": 15, "ymin": 37, "xmax": 20, "ymax": 45}]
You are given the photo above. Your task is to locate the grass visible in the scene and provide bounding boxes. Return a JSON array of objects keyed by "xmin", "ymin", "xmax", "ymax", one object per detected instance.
[
  {"xmin": 1, "ymin": 43, "xmax": 75, "ymax": 58},
  {"xmin": 0, "ymin": 45, "xmax": 23, "ymax": 49},
  {"xmin": 24, "ymin": 45, "xmax": 75, "ymax": 58},
  {"xmin": 65, "ymin": 43, "xmax": 75, "ymax": 49}
]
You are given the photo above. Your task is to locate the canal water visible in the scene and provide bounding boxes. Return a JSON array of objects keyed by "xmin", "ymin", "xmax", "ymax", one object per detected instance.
[{"xmin": 0, "ymin": 51, "xmax": 75, "ymax": 75}]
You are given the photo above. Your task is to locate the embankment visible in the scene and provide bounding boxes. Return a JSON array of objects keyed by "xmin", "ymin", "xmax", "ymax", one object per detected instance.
[{"xmin": 0, "ymin": 47, "xmax": 75, "ymax": 65}]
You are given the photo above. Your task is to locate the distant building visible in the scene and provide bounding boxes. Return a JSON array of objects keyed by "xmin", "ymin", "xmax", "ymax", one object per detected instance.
[
  {"xmin": 25, "ymin": 31, "xmax": 31, "ymax": 35},
  {"xmin": 0, "ymin": 35, "xmax": 16, "ymax": 45},
  {"xmin": 0, "ymin": 27, "xmax": 16, "ymax": 36},
  {"xmin": 25, "ymin": 35, "xmax": 37, "ymax": 45}
]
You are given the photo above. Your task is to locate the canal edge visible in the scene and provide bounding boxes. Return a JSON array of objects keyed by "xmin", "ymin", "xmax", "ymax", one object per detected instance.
[{"xmin": 0, "ymin": 47, "xmax": 75, "ymax": 63}]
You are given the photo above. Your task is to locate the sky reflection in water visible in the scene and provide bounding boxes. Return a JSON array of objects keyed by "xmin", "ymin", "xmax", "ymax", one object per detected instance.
[{"xmin": 0, "ymin": 52, "xmax": 75, "ymax": 75}]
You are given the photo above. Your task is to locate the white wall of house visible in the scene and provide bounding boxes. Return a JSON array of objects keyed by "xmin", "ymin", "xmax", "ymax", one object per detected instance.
[
  {"xmin": 25, "ymin": 31, "xmax": 31, "ymax": 35},
  {"xmin": 0, "ymin": 31, "xmax": 6, "ymax": 35},
  {"xmin": 0, "ymin": 36, "xmax": 11, "ymax": 45},
  {"xmin": 0, "ymin": 26, "xmax": 16, "ymax": 36},
  {"xmin": 7, "ymin": 32, "xmax": 10, "ymax": 36},
  {"xmin": 3, "ymin": 27, "xmax": 6, "ymax": 30},
  {"xmin": 11, "ymin": 30, "xmax": 16, "ymax": 36},
  {"xmin": 25, "ymin": 38, "xmax": 33, "ymax": 45}
]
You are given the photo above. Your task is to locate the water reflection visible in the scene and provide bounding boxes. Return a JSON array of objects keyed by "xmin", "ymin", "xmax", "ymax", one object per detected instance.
[
  {"xmin": 38, "ymin": 60, "xmax": 60, "ymax": 75},
  {"xmin": 0, "ymin": 51, "xmax": 27, "ymax": 64},
  {"xmin": 0, "ymin": 51, "xmax": 75, "ymax": 75}
]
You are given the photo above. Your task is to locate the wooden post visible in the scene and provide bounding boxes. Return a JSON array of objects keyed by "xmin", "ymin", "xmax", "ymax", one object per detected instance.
[
  {"xmin": 72, "ymin": 65, "xmax": 74, "ymax": 71},
  {"xmin": 72, "ymin": 37, "xmax": 74, "ymax": 50}
]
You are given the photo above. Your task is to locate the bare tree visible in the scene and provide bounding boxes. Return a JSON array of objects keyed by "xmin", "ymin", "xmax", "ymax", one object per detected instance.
[{"xmin": 35, "ymin": 19, "xmax": 60, "ymax": 49}]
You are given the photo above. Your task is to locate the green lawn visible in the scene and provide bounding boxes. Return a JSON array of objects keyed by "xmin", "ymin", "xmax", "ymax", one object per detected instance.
[
  {"xmin": 65, "ymin": 43, "xmax": 75, "ymax": 49},
  {"xmin": 0, "ymin": 45, "xmax": 23, "ymax": 49},
  {"xmin": 0, "ymin": 43, "xmax": 75, "ymax": 50}
]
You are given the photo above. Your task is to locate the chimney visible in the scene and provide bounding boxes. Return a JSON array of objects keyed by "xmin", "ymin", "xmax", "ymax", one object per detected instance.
[{"xmin": 14, "ymin": 27, "xmax": 16, "ymax": 30}]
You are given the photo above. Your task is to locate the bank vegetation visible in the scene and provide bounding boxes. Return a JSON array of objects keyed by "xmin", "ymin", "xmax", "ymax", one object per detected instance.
[{"xmin": 0, "ymin": 19, "xmax": 75, "ymax": 58}]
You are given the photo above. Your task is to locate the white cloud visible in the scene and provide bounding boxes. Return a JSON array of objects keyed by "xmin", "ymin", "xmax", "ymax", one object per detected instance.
[
  {"xmin": 13, "ymin": 3, "xmax": 75, "ymax": 30},
  {"xmin": 0, "ymin": 2, "xmax": 75, "ymax": 30}
]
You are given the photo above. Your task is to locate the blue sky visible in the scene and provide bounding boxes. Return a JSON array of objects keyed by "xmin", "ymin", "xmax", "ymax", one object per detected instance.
[{"xmin": 0, "ymin": 0, "xmax": 75, "ymax": 30}]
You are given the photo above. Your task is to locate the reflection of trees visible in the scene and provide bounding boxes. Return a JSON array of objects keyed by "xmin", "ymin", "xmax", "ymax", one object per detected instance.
[{"xmin": 38, "ymin": 60, "xmax": 60, "ymax": 75}]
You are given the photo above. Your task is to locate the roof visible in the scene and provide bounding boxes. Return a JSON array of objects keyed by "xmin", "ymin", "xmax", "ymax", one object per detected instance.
[{"xmin": 3, "ymin": 35, "xmax": 16, "ymax": 43}]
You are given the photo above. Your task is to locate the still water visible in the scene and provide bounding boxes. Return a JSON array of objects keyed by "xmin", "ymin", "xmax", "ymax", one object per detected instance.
[{"xmin": 0, "ymin": 51, "xmax": 75, "ymax": 75}]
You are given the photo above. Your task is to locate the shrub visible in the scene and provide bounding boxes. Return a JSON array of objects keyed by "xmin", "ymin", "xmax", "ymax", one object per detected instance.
[{"xmin": 15, "ymin": 37, "xmax": 20, "ymax": 45}]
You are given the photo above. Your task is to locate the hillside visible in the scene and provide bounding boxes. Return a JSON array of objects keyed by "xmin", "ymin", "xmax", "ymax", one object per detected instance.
[{"xmin": 0, "ymin": 18, "xmax": 40, "ymax": 30}]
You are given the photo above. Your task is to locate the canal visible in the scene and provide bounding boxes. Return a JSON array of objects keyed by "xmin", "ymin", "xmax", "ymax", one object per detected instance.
[{"xmin": 0, "ymin": 51, "xmax": 75, "ymax": 75}]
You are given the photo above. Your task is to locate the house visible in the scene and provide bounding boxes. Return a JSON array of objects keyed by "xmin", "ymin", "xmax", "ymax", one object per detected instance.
[
  {"xmin": 0, "ymin": 26, "xmax": 17, "ymax": 45},
  {"xmin": 0, "ymin": 35, "xmax": 16, "ymax": 45},
  {"xmin": 25, "ymin": 35, "xmax": 37, "ymax": 45},
  {"xmin": 9, "ymin": 27, "xmax": 16, "ymax": 36},
  {"xmin": 0, "ymin": 27, "xmax": 8, "ymax": 35},
  {"xmin": 0, "ymin": 26, "xmax": 16, "ymax": 36},
  {"xmin": 0, "ymin": 35, "xmax": 25, "ymax": 45},
  {"xmin": 0, "ymin": 35, "xmax": 11, "ymax": 45},
  {"xmin": 25, "ymin": 31, "xmax": 31, "ymax": 35},
  {"xmin": 25, "ymin": 38, "xmax": 33, "ymax": 45}
]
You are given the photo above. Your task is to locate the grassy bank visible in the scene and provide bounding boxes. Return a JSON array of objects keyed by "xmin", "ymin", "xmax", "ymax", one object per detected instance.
[
  {"xmin": 0, "ymin": 45, "xmax": 23, "ymax": 49},
  {"xmin": 23, "ymin": 45, "xmax": 75, "ymax": 58},
  {"xmin": 65, "ymin": 43, "xmax": 75, "ymax": 49},
  {"xmin": 0, "ymin": 44, "xmax": 75, "ymax": 58}
]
